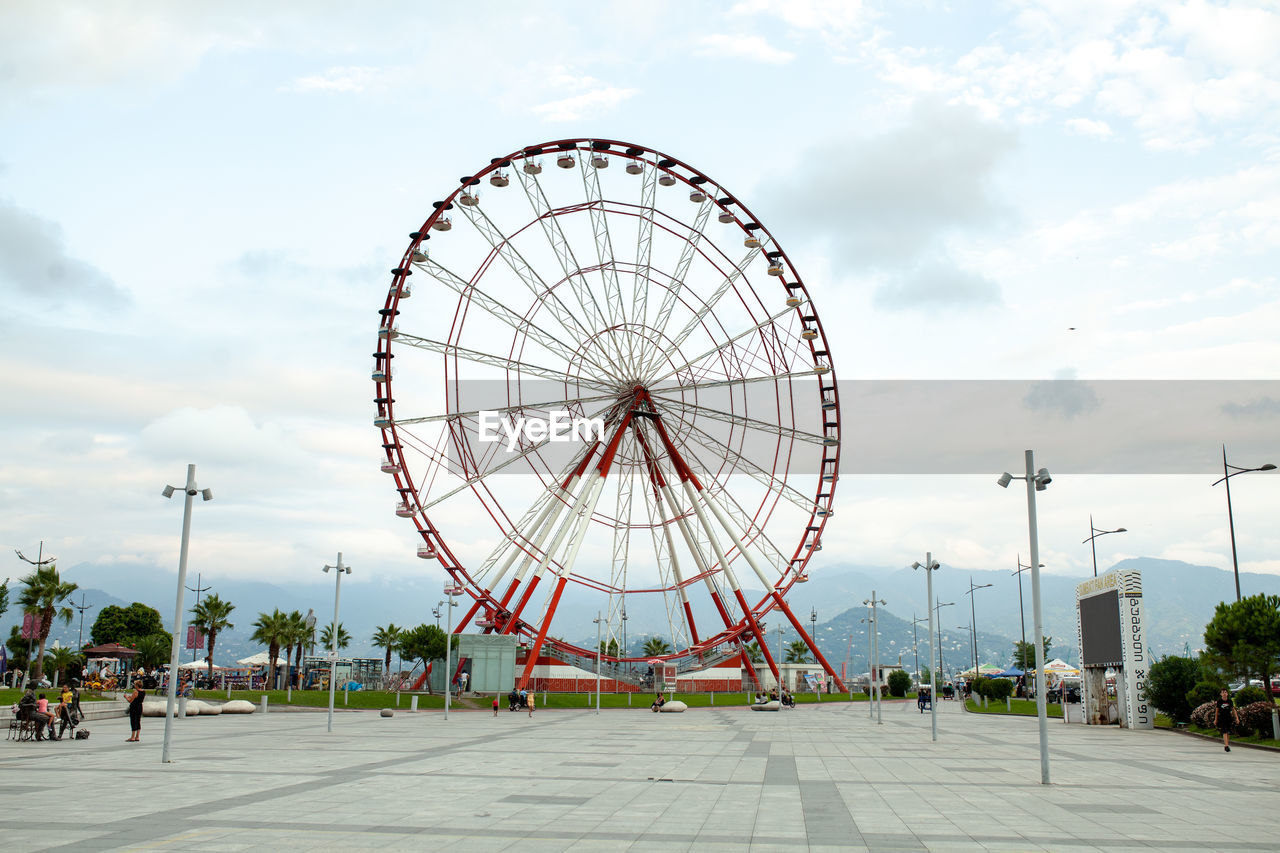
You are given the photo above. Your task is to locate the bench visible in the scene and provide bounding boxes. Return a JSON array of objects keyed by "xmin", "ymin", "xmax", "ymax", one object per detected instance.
[{"xmin": 6, "ymin": 710, "xmax": 41, "ymax": 742}]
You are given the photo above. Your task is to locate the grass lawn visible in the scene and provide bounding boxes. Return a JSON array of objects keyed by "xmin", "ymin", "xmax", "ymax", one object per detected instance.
[
  {"xmin": 188, "ymin": 688, "xmax": 877, "ymax": 711},
  {"xmin": 0, "ymin": 687, "xmax": 115, "ymax": 705},
  {"xmin": 964, "ymin": 697, "xmax": 1064, "ymax": 719}
]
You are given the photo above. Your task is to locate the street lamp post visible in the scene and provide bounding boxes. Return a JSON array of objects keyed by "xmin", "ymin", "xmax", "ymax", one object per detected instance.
[
  {"xmin": 621, "ymin": 603, "xmax": 628, "ymax": 677},
  {"xmin": 443, "ymin": 583, "xmax": 459, "ymax": 720},
  {"xmin": 433, "ymin": 601, "xmax": 443, "ymax": 629},
  {"xmin": 859, "ymin": 613, "xmax": 873, "ymax": 719},
  {"xmin": 15, "ymin": 541, "xmax": 56, "ymax": 689},
  {"xmin": 998, "ymin": 450, "xmax": 1053, "ymax": 784},
  {"xmin": 934, "ymin": 601, "xmax": 954, "ymax": 687},
  {"xmin": 1212, "ymin": 445, "xmax": 1275, "ymax": 601},
  {"xmin": 593, "ymin": 610, "xmax": 603, "ymax": 714},
  {"xmin": 910, "ymin": 615, "xmax": 926, "ymax": 685},
  {"xmin": 863, "ymin": 591, "xmax": 886, "ymax": 725},
  {"xmin": 185, "ymin": 572, "xmax": 212, "ymax": 664},
  {"xmin": 160, "ymin": 464, "xmax": 213, "ymax": 763},
  {"xmin": 965, "ymin": 577, "xmax": 993, "ymax": 680},
  {"xmin": 323, "ymin": 553, "xmax": 351, "ymax": 733},
  {"xmin": 1083, "ymin": 516, "xmax": 1127, "ymax": 578},
  {"xmin": 957, "ymin": 626, "xmax": 973, "ymax": 686},
  {"xmin": 72, "ymin": 593, "xmax": 92, "ymax": 652},
  {"xmin": 912, "ymin": 554, "xmax": 941, "ymax": 741}
]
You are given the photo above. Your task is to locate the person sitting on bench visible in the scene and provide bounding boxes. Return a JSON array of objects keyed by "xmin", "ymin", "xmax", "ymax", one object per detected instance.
[{"xmin": 650, "ymin": 693, "xmax": 666, "ymax": 712}]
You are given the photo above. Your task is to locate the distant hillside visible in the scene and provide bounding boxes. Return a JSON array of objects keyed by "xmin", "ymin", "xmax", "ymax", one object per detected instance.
[{"xmin": 3, "ymin": 556, "xmax": 1268, "ymax": 670}]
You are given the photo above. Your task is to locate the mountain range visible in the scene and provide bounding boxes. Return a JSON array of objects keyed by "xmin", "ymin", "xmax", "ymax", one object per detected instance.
[{"xmin": 4, "ymin": 557, "xmax": 1271, "ymax": 678}]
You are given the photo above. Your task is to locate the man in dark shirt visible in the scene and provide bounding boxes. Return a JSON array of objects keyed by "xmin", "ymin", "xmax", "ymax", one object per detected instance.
[{"xmin": 1215, "ymin": 689, "xmax": 1239, "ymax": 752}]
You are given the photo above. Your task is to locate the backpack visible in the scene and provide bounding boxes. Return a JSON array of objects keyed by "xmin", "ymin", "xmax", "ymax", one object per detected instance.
[{"xmin": 74, "ymin": 729, "xmax": 90, "ymax": 740}]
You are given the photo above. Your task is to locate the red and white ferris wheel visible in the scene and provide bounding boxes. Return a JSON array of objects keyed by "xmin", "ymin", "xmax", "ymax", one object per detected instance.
[{"xmin": 374, "ymin": 138, "xmax": 844, "ymax": 691}]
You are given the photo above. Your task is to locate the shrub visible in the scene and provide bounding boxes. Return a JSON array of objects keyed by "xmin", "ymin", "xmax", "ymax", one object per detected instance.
[
  {"xmin": 1190, "ymin": 701, "xmax": 1216, "ymax": 728},
  {"xmin": 1147, "ymin": 655, "xmax": 1200, "ymax": 723},
  {"xmin": 886, "ymin": 669, "xmax": 911, "ymax": 698},
  {"xmin": 1235, "ymin": 701, "xmax": 1277, "ymax": 737},
  {"xmin": 1186, "ymin": 681, "xmax": 1224, "ymax": 710},
  {"xmin": 984, "ymin": 678, "xmax": 1014, "ymax": 701},
  {"xmin": 1234, "ymin": 686, "xmax": 1269, "ymax": 708}
]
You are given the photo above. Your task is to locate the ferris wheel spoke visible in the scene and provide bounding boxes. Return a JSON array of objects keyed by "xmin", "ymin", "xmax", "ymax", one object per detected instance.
[
  {"xmin": 682, "ymin": 421, "xmax": 817, "ymax": 516},
  {"xmin": 659, "ymin": 246, "xmax": 761, "ymax": 368},
  {"xmin": 412, "ymin": 255, "xmax": 614, "ymax": 377},
  {"xmin": 631, "ymin": 164, "xmax": 659, "ymax": 338},
  {"xmin": 643, "ymin": 201, "xmax": 715, "ymax": 378},
  {"xmin": 657, "ymin": 369, "xmax": 823, "ymax": 396},
  {"xmin": 457, "ymin": 201, "xmax": 618, "ymax": 373},
  {"xmin": 639, "ymin": 456, "xmax": 695, "ymax": 650},
  {"xmin": 648, "ymin": 393, "xmax": 828, "ymax": 446},
  {"xmin": 389, "ymin": 391, "xmax": 620, "ymax": 428},
  {"xmin": 650, "ymin": 303, "xmax": 798, "ymax": 385},
  {"xmin": 516, "ymin": 166, "xmax": 631, "ymax": 372},
  {"xmin": 417, "ymin": 398, "xmax": 618, "ymax": 513},
  {"xmin": 396, "ymin": 333, "xmax": 618, "ymax": 393},
  {"xmin": 606, "ymin": 458, "xmax": 634, "ymax": 647},
  {"xmin": 579, "ymin": 159, "xmax": 629, "ymax": 341}
]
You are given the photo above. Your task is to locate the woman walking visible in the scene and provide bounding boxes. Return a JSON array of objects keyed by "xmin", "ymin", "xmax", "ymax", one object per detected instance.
[{"xmin": 126, "ymin": 680, "xmax": 146, "ymax": 743}]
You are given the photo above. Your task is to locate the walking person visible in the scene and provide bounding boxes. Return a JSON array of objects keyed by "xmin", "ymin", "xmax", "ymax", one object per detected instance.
[
  {"xmin": 527, "ymin": 692, "xmax": 535, "ymax": 717},
  {"xmin": 492, "ymin": 695, "xmax": 499, "ymax": 717},
  {"xmin": 1216, "ymin": 688, "xmax": 1240, "ymax": 752},
  {"xmin": 126, "ymin": 680, "xmax": 146, "ymax": 743}
]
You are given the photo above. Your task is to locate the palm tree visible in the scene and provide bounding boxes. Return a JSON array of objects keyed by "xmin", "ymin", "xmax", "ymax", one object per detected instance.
[
  {"xmin": 372, "ymin": 624, "xmax": 401, "ymax": 682},
  {"xmin": 250, "ymin": 609, "xmax": 290, "ymax": 688},
  {"xmin": 278, "ymin": 610, "xmax": 309, "ymax": 689},
  {"xmin": 320, "ymin": 622, "xmax": 350, "ymax": 651},
  {"xmin": 190, "ymin": 593, "xmax": 236, "ymax": 683},
  {"xmin": 133, "ymin": 633, "xmax": 171, "ymax": 670},
  {"xmin": 44, "ymin": 646, "xmax": 83, "ymax": 684},
  {"xmin": 785, "ymin": 640, "xmax": 811, "ymax": 664},
  {"xmin": 744, "ymin": 641, "xmax": 763, "ymax": 663},
  {"xmin": 17, "ymin": 564, "xmax": 78, "ymax": 683},
  {"xmin": 642, "ymin": 636, "xmax": 672, "ymax": 656}
]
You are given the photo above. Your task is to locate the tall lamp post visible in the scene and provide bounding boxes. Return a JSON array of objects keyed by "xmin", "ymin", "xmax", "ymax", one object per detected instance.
[
  {"xmin": 72, "ymin": 593, "xmax": 93, "ymax": 652},
  {"xmin": 433, "ymin": 601, "xmax": 443, "ymax": 629},
  {"xmin": 160, "ymin": 464, "xmax": 213, "ymax": 763},
  {"xmin": 910, "ymin": 615, "xmax": 927, "ymax": 685},
  {"xmin": 442, "ymin": 583, "xmax": 459, "ymax": 720},
  {"xmin": 956, "ymin": 626, "xmax": 973, "ymax": 684},
  {"xmin": 185, "ymin": 573, "xmax": 212, "ymax": 664},
  {"xmin": 965, "ymin": 577, "xmax": 993, "ymax": 680},
  {"xmin": 912, "ymin": 554, "xmax": 941, "ymax": 741},
  {"xmin": 859, "ymin": 613, "xmax": 873, "ymax": 719},
  {"xmin": 862, "ymin": 591, "xmax": 886, "ymax": 725},
  {"xmin": 593, "ymin": 610, "xmax": 603, "ymax": 714},
  {"xmin": 810, "ymin": 607, "xmax": 819, "ymax": 692},
  {"xmin": 1212, "ymin": 445, "xmax": 1275, "ymax": 601},
  {"xmin": 1083, "ymin": 516, "xmax": 1127, "ymax": 578},
  {"xmin": 323, "ymin": 553, "xmax": 351, "ymax": 733},
  {"xmin": 934, "ymin": 601, "xmax": 954, "ymax": 687},
  {"xmin": 998, "ymin": 450, "xmax": 1053, "ymax": 784},
  {"xmin": 15, "ymin": 541, "xmax": 56, "ymax": 688}
]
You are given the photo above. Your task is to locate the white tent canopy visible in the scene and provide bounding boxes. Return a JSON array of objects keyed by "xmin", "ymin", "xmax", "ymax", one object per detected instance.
[
  {"xmin": 236, "ymin": 652, "xmax": 290, "ymax": 667},
  {"xmin": 178, "ymin": 659, "xmax": 226, "ymax": 670},
  {"xmin": 1043, "ymin": 659, "xmax": 1079, "ymax": 673}
]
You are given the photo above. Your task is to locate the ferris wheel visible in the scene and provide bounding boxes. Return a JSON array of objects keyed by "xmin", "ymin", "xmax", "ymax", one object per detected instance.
[{"xmin": 374, "ymin": 138, "xmax": 844, "ymax": 691}]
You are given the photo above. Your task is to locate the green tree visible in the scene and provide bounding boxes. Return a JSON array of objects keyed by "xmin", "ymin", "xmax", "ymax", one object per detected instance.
[
  {"xmin": 1202, "ymin": 594, "xmax": 1280, "ymax": 703},
  {"xmin": 886, "ymin": 669, "xmax": 912, "ymax": 697},
  {"xmin": 190, "ymin": 593, "xmax": 236, "ymax": 682},
  {"xmin": 320, "ymin": 622, "xmax": 351, "ymax": 651},
  {"xmin": 1147, "ymin": 655, "xmax": 1201, "ymax": 724},
  {"xmin": 278, "ymin": 610, "xmax": 309, "ymax": 688},
  {"xmin": 597, "ymin": 638, "xmax": 620, "ymax": 657},
  {"xmin": 919, "ymin": 665, "xmax": 932, "ymax": 685},
  {"xmin": 5, "ymin": 625, "xmax": 30, "ymax": 672},
  {"xmin": 17, "ymin": 563, "xmax": 78, "ymax": 683},
  {"xmin": 642, "ymin": 636, "xmax": 672, "ymax": 656},
  {"xmin": 90, "ymin": 602, "xmax": 166, "ymax": 647},
  {"xmin": 785, "ymin": 639, "xmax": 811, "ymax": 663},
  {"xmin": 133, "ymin": 633, "xmax": 172, "ymax": 670},
  {"xmin": 250, "ymin": 609, "xmax": 290, "ymax": 688},
  {"xmin": 1012, "ymin": 636, "xmax": 1054, "ymax": 671},
  {"xmin": 397, "ymin": 623, "xmax": 457, "ymax": 694},
  {"xmin": 0, "ymin": 578, "xmax": 9, "ymax": 620},
  {"xmin": 373, "ymin": 624, "xmax": 402, "ymax": 674},
  {"xmin": 44, "ymin": 646, "xmax": 83, "ymax": 684},
  {"xmin": 743, "ymin": 641, "xmax": 763, "ymax": 664}
]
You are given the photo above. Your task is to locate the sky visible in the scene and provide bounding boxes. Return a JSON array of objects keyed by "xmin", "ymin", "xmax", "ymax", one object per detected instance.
[{"xmin": 2, "ymin": 1, "xmax": 1279, "ymax": 618}]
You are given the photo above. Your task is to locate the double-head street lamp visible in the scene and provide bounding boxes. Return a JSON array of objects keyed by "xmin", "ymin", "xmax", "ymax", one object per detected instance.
[
  {"xmin": 1212, "ymin": 445, "xmax": 1275, "ymax": 602},
  {"xmin": 934, "ymin": 601, "xmax": 954, "ymax": 687},
  {"xmin": 998, "ymin": 450, "xmax": 1052, "ymax": 785},
  {"xmin": 1083, "ymin": 516, "xmax": 1127, "ymax": 578},
  {"xmin": 160, "ymin": 465, "xmax": 213, "ymax": 764},
  {"xmin": 1013, "ymin": 556, "xmax": 1042, "ymax": 671},
  {"xmin": 956, "ymin": 626, "xmax": 972, "ymax": 684},
  {"xmin": 965, "ymin": 578, "xmax": 993, "ymax": 680},
  {"xmin": 912, "ymin": 554, "xmax": 941, "ymax": 741},
  {"xmin": 862, "ymin": 592, "xmax": 886, "ymax": 725},
  {"xmin": 323, "ymin": 553, "xmax": 351, "ymax": 733}
]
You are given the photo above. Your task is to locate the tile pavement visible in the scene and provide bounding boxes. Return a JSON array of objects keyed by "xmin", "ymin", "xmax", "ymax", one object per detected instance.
[{"xmin": 0, "ymin": 695, "xmax": 1274, "ymax": 851}]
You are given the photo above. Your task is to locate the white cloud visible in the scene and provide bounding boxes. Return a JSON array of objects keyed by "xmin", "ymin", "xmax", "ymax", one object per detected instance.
[
  {"xmin": 0, "ymin": 197, "xmax": 130, "ymax": 307},
  {"xmin": 730, "ymin": 0, "xmax": 870, "ymax": 34},
  {"xmin": 695, "ymin": 33, "xmax": 795, "ymax": 65},
  {"xmin": 282, "ymin": 65, "xmax": 382, "ymax": 94},
  {"xmin": 531, "ymin": 86, "xmax": 639, "ymax": 122},
  {"xmin": 1065, "ymin": 117, "xmax": 1113, "ymax": 138}
]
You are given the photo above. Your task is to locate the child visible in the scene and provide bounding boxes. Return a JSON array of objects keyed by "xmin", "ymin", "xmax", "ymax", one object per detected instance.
[{"xmin": 492, "ymin": 695, "xmax": 499, "ymax": 717}]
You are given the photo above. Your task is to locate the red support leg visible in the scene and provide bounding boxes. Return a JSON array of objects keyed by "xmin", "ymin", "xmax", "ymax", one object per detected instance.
[
  {"xmin": 771, "ymin": 592, "xmax": 847, "ymax": 692},
  {"xmin": 517, "ymin": 575, "xmax": 568, "ymax": 689}
]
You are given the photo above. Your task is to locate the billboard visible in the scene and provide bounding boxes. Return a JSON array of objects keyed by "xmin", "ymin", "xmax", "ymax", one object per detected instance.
[
  {"xmin": 1079, "ymin": 590, "xmax": 1123, "ymax": 667},
  {"xmin": 1075, "ymin": 570, "xmax": 1150, "ymax": 730}
]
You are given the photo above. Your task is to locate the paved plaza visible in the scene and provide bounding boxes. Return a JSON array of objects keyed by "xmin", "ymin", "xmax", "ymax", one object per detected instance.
[{"xmin": 2, "ymin": 697, "xmax": 1275, "ymax": 852}]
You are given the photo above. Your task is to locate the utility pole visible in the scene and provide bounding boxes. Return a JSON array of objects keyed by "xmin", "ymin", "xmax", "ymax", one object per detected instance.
[{"xmin": 72, "ymin": 594, "xmax": 93, "ymax": 651}]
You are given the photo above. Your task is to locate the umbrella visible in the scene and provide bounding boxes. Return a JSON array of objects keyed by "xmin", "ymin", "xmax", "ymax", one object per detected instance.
[
  {"xmin": 993, "ymin": 668, "xmax": 1025, "ymax": 678},
  {"xmin": 177, "ymin": 659, "xmax": 224, "ymax": 670},
  {"xmin": 236, "ymin": 652, "xmax": 290, "ymax": 668}
]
